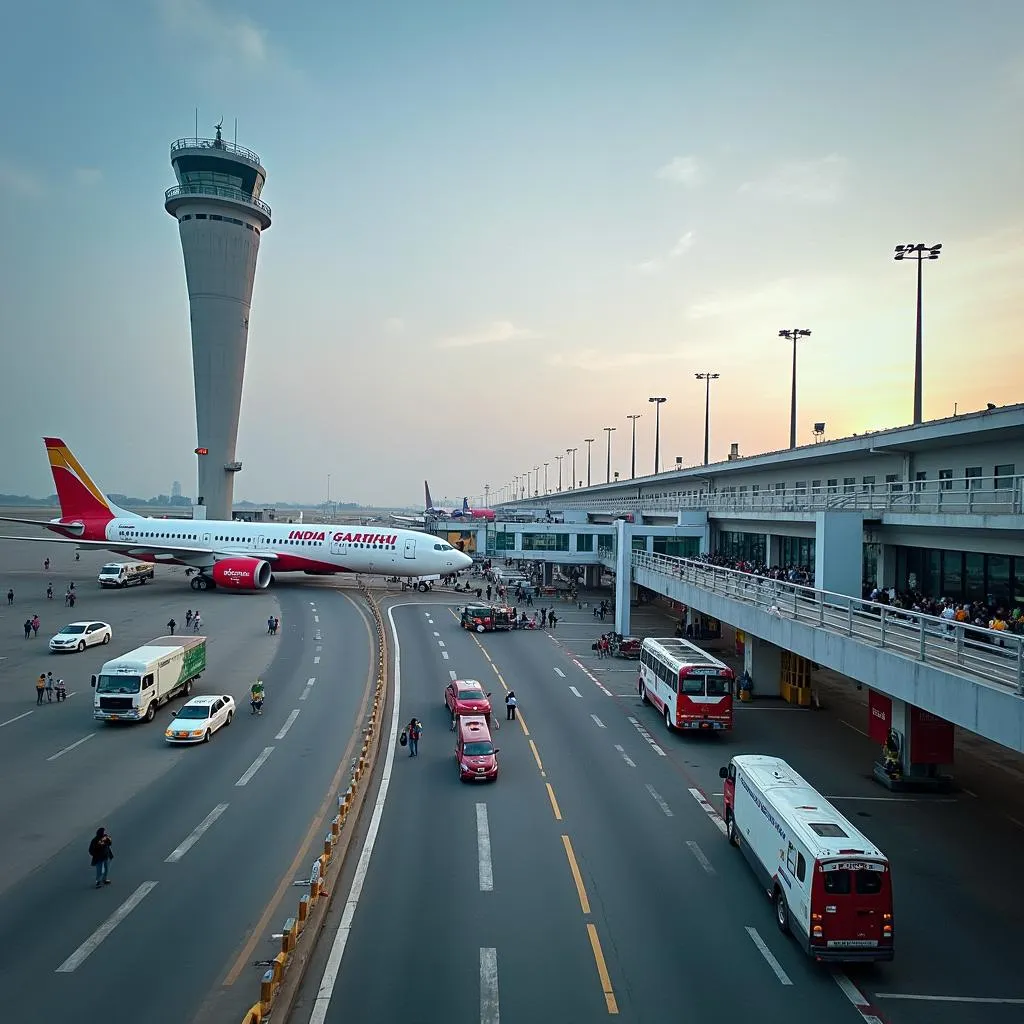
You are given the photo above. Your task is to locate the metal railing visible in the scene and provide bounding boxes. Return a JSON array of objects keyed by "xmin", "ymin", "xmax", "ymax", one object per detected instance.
[
  {"xmin": 164, "ymin": 183, "xmax": 271, "ymax": 218},
  {"xmin": 632, "ymin": 550, "xmax": 1024, "ymax": 694},
  {"xmin": 170, "ymin": 137, "xmax": 262, "ymax": 165},
  {"xmin": 504, "ymin": 473, "xmax": 1024, "ymax": 518}
]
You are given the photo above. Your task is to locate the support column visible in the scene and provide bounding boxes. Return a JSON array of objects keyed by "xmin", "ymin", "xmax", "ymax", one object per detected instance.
[
  {"xmin": 765, "ymin": 533, "xmax": 781, "ymax": 567},
  {"xmin": 542, "ymin": 562, "xmax": 554, "ymax": 586},
  {"xmin": 742, "ymin": 638, "xmax": 782, "ymax": 698},
  {"xmin": 813, "ymin": 511, "xmax": 865, "ymax": 597},
  {"xmin": 868, "ymin": 691, "xmax": 954, "ymax": 792},
  {"xmin": 875, "ymin": 544, "xmax": 897, "ymax": 591},
  {"xmin": 614, "ymin": 518, "xmax": 632, "ymax": 635},
  {"xmin": 584, "ymin": 565, "xmax": 600, "ymax": 588}
]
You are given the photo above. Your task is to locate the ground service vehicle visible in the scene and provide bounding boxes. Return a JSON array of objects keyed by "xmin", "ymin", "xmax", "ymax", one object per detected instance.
[
  {"xmin": 720, "ymin": 755, "xmax": 894, "ymax": 962},
  {"xmin": 92, "ymin": 635, "xmax": 207, "ymax": 723},
  {"xmin": 455, "ymin": 715, "xmax": 499, "ymax": 781},
  {"xmin": 98, "ymin": 562, "xmax": 155, "ymax": 587},
  {"xmin": 461, "ymin": 604, "xmax": 496, "ymax": 632},
  {"xmin": 639, "ymin": 637, "xmax": 735, "ymax": 732},
  {"xmin": 165, "ymin": 694, "xmax": 235, "ymax": 743}
]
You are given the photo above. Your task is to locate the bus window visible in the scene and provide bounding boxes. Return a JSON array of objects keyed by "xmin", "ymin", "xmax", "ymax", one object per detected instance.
[
  {"xmin": 681, "ymin": 674, "xmax": 704, "ymax": 695},
  {"xmin": 705, "ymin": 675, "xmax": 731, "ymax": 696},
  {"xmin": 855, "ymin": 870, "xmax": 883, "ymax": 895},
  {"xmin": 823, "ymin": 871, "xmax": 851, "ymax": 895}
]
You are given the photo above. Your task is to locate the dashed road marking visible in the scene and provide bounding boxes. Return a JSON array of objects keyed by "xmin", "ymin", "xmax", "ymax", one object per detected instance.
[
  {"xmin": 313, "ymin": 655, "xmax": 321, "ymax": 665},
  {"xmin": 47, "ymin": 734, "xmax": 94, "ymax": 761},
  {"xmin": 56, "ymin": 881, "xmax": 159, "ymax": 972},
  {"xmin": 553, "ymin": 667, "xmax": 565, "ymax": 678},
  {"xmin": 236, "ymin": 747, "xmax": 275, "ymax": 786},
  {"xmin": 569, "ymin": 686, "xmax": 583, "ymax": 698},
  {"xmin": 449, "ymin": 670, "xmax": 457, "ymax": 680},
  {"xmin": 476, "ymin": 803, "xmax": 493, "ymax": 892},
  {"xmin": 646, "ymin": 783, "xmax": 673, "ymax": 816},
  {"xmin": 165, "ymin": 803, "xmax": 230, "ymax": 863},
  {"xmin": 480, "ymin": 947, "xmax": 500, "ymax": 1023},
  {"xmin": 746, "ymin": 926, "xmax": 792, "ymax": 985},
  {"xmin": 627, "ymin": 717, "xmax": 666, "ymax": 757},
  {"xmin": 688, "ymin": 788, "xmax": 728, "ymax": 836},
  {"xmin": 686, "ymin": 840, "xmax": 715, "ymax": 874},
  {"xmin": 590, "ymin": 714, "xmax": 606, "ymax": 729},
  {"xmin": 1, "ymin": 710, "xmax": 34, "ymax": 729},
  {"xmin": 275, "ymin": 709, "xmax": 301, "ymax": 740},
  {"xmin": 571, "ymin": 657, "xmax": 612, "ymax": 696},
  {"xmin": 613, "ymin": 744, "xmax": 636, "ymax": 768},
  {"xmin": 300, "ymin": 677, "xmax": 316, "ymax": 701}
]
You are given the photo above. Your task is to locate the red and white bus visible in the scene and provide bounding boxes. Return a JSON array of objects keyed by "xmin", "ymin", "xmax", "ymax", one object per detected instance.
[
  {"xmin": 638, "ymin": 637, "xmax": 735, "ymax": 732},
  {"xmin": 719, "ymin": 755, "xmax": 894, "ymax": 962}
]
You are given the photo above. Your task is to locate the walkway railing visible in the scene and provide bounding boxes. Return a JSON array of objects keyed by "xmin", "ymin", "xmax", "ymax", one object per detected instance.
[
  {"xmin": 632, "ymin": 551, "xmax": 1024, "ymax": 694},
  {"xmin": 164, "ymin": 183, "xmax": 272, "ymax": 218},
  {"xmin": 171, "ymin": 136, "xmax": 262, "ymax": 165}
]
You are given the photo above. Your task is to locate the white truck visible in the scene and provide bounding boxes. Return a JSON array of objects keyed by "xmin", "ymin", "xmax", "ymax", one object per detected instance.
[
  {"xmin": 92, "ymin": 635, "xmax": 207, "ymax": 724},
  {"xmin": 98, "ymin": 562, "xmax": 155, "ymax": 588}
]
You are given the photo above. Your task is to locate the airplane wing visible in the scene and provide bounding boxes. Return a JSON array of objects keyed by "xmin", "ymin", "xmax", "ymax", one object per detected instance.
[
  {"xmin": 0, "ymin": 533, "xmax": 279, "ymax": 564},
  {"xmin": 391, "ymin": 513, "xmax": 426, "ymax": 525},
  {"xmin": 0, "ymin": 514, "xmax": 80, "ymax": 531}
]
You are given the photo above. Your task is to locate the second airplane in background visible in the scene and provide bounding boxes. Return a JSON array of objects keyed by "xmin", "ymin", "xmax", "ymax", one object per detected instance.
[{"xmin": 392, "ymin": 482, "xmax": 496, "ymax": 525}]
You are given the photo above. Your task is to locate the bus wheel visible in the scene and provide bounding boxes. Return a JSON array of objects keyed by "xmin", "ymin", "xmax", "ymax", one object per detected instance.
[
  {"xmin": 664, "ymin": 707, "xmax": 674, "ymax": 732},
  {"xmin": 726, "ymin": 810, "xmax": 738, "ymax": 847},
  {"xmin": 774, "ymin": 888, "xmax": 790, "ymax": 934}
]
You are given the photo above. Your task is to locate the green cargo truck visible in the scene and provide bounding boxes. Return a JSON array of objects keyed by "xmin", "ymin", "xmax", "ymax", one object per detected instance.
[{"xmin": 92, "ymin": 635, "xmax": 207, "ymax": 723}]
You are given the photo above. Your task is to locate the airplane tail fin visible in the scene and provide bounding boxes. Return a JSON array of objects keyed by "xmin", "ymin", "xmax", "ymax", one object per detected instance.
[
  {"xmin": 424, "ymin": 481, "xmax": 434, "ymax": 512},
  {"xmin": 43, "ymin": 438, "xmax": 134, "ymax": 524}
]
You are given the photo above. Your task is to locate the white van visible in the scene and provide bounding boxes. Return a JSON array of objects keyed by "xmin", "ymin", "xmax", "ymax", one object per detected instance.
[
  {"xmin": 98, "ymin": 562, "xmax": 155, "ymax": 588},
  {"xmin": 720, "ymin": 754, "xmax": 894, "ymax": 962}
]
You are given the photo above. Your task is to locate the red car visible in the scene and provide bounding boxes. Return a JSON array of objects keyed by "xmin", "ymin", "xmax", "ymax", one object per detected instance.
[
  {"xmin": 445, "ymin": 679, "xmax": 493, "ymax": 722},
  {"xmin": 456, "ymin": 715, "xmax": 499, "ymax": 782}
]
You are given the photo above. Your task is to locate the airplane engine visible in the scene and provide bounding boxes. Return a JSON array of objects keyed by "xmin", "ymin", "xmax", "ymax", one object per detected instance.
[{"xmin": 212, "ymin": 557, "xmax": 272, "ymax": 590}]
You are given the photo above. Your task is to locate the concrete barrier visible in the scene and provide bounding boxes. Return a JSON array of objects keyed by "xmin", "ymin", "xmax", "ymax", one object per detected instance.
[{"xmin": 238, "ymin": 582, "xmax": 391, "ymax": 1023}]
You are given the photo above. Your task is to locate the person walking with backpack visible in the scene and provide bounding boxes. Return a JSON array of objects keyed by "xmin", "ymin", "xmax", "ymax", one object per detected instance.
[
  {"xmin": 407, "ymin": 718, "xmax": 422, "ymax": 756},
  {"xmin": 89, "ymin": 828, "xmax": 113, "ymax": 888}
]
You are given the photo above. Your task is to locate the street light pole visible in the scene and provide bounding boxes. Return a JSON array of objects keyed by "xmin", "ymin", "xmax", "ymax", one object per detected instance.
[
  {"xmin": 484, "ymin": 484, "xmax": 490, "ymax": 507},
  {"xmin": 694, "ymin": 373, "xmax": 719, "ymax": 466},
  {"xmin": 779, "ymin": 329, "xmax": 811, "ymax": 448},
  {"xmin": 556, "ymin": 454, "xmax": 563, "ymax": 491},
  {"xmin": 603, "ymin": 426, "xmax": 616, "ymax": 483},
  {"xmin": 567, "ymin": 448, "xmax": 578, "ymax": 489},
  {"xmin": 533, "ymin": 466, "xmax": 539, "ymax": 497},
  {"xmin": 626, "ymin": 414, "xmax": 641, "ymax": 478},
  {"xmin": 544, "ymin": 462, "xmax": 549, "ymax": 494},
  {"xmin": 894, "ymin": 243, "xmax": 942, "ymax": 424},
  {"xmin": 583, "ymin": 438, "xmax": 595, "ymax": 487},
  {"xmin": 648, "ymin": 397, "xmax": 667, "ymax": 474}
]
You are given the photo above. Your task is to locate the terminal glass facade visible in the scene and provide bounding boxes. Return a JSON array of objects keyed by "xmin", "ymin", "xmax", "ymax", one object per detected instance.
[
  {"xmin": 598, "ymin": 534, "xmax": 614, "ymax": 554},
  {"xmin": 653, "ymin": 536, "xmax": 700, "ymax": 558},
  {"xmin": 780, "ymin": 536, "xmax": 815, "ymax": 568},
  {"xmin": 576, "ymin": 534, "xmax": 595, "ymax": 552},
  {"xmin": 522, "ymin": 532, "xmax": 570, "ymax": 551},
  {"xmin": 895, "ymin": 547, "xmax": 1024, "ymax": 607},
  {"xmin": 488, "ymin": 529, "xmax": 516, "ymax": 551},
  {"xmin": 716, "ymin": 530, "xmax": 766, "ymax": 564}
]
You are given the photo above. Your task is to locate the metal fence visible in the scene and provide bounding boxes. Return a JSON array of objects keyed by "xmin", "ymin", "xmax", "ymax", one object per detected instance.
[
  {"xmin": 164, "ymin": 183, "xmax": 272, "ymax": 218},
  {"xmin": 632, "ymin": 550, "xmax": 1024, "ymax": 694}
]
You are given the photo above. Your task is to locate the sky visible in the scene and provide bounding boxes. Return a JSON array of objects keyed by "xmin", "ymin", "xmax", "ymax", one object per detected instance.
[{"xmin": 1, "ymin": 1, "xmax": 1023, "ymax": 507}]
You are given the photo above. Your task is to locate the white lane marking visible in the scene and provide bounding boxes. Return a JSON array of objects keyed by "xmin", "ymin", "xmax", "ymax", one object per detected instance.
[
  {"xmin": 590, "ymin": 714, "xmax": 606, "ymax": 729},
  {"xmin": 614, "ymin": 744, "xmax": 636, "ymax": 768},
  {"xmin": 553, "ymin": 667, "xmax": 565, "ymax": 678},
  {"xmin": 745, "ymin": 926, "xmax": 793, "ymax": 985},
  {"xmin": 424, "ymin": 612, "xmax": 431, "ymax": 616},
  {"xmin": 433, "ymin": 631, "xmax": 440, "ymax": 637},
  {"xmin": 300, "ymin": 677, "xmax": 316, "ymax": 701},
  {"xmin": 645, "ymin": 783, "xmax": 673, "ymax": 817},
  {"xmin": 688, "ymin": 788, "xmax": 728, "ymax": 836},
  {"xmin": 316, "ymin": 645, "xmax": 322, "ymax": 653},
  {"xmin": 276, "ymin": 709, "xmax": 301, "ymax": 740},
  {"xmin": 962, "ymin": 788, "xmax": 978, "ymax": 798},
  {"xmin": 438, "ymin": 641, "xmax": 446, "ymax": 648},
  {"xmin": 449, "ymin": 670, "xmax": 458, "ymax": 681},
  {"xmin": 686, "ymin": 840, "xmax": 715, "ymax": 874},
  {"xmin": 839, "ymin": 718, "xmax": 869, "ymax": 738},
  {"xmin": 314, "ymin": 655, "xmax": 321, "ymax": 665},
  {"xmin": 571, "ymin": 657, "xmax": 612, "ymax": 696},
  {"xmin": 235, "ymin": 746, "xmax": 275, "ymax": 786},
  {"xmin": 628, "ymin": 716, "xmax": 666, "ymax": 757},
  {"xmin": 480, "ymin": 947, "xmax": 500, "ymax": 1024},
  {"xmin": 832, "ymin": 971, "xmax": 886, "ymax": 1023},
  {"xmin": 309, "ymin": 601, "xmax": 316, "ymax": 606},
  {"xmin": 47, "ymin": 734, "xmax": 95, "ymax": 762},
  {"xmin": 1, "ymin": 710, "xmax": 34, "ymax": 729},
  {"xmin": 442, "ymin": 651, "xmax": 449, "ymax": 660},
  {"xmin": 569, "ymin": 686, "xmax": 583, "ymax": 698},
  {"xmin": 873, "ymin": 994, "xmax": 1024, "ymax": 1005},
  {"xmin": 476, "ymin": 803, "xmax": 493, "ymax": 892},
  {"xmin": 307, "ymin": 603, "xmax": 404, "ymax": 1024},
  {"xmin": 56, "ymin": 881, "xmax": 158, "ymax": 972},
  {"xmin": 314, "ymin": 615, "xmax": 319, "ymax": 623},
  {"xmin": 165, "ymin": 803, "xmax": 230, "ymax": 863}
]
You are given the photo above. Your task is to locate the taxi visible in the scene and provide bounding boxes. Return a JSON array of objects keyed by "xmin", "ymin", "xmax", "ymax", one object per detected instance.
[
  {"xmin": 455, "ymin": 715, "xmax": 499, "ymax": 782},
  {"xmin": 445, "ymin": 678, "xmax": 492, "ymax": 722}
]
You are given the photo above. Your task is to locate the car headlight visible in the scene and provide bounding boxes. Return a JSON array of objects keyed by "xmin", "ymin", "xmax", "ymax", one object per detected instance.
[
  {"xmin": 164, "ymin": 729, "xmax": 173, "ymax": 736},
  {"xmin": 190, "ymin": 729, "xmax": 204, "ymax": 737}
]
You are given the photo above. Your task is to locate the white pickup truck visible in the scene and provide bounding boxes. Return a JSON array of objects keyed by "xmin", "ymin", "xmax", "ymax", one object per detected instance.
[{"xmin": 98, "ymin": 562, "xmax": 155, "ymax": 588}]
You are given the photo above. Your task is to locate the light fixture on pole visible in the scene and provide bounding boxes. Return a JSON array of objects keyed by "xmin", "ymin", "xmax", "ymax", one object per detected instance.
[
  {"xmin": 583, "ymin": 438, "xmax": 595, "ymax": 487},
  {"xmin": 603, "ymin": 426, "xmax": 616, "ymax": 483},
  {"xmin": 779, "ymin": 329, "xmax": 811, "ymax": 448},
  {"xmin": 566, "ymin": 448, "xmax": 578, "ymax": 489},
  {"xmin": 555, "ymin": 454, "xmax": 564, "ymax": 491},
  {"xmin": 648, "ymin": 397, "xmax": 667, "ymax": 474},
  {"xmin": 694, "ymin": 372, "xmax": 719, "ymax": 466},
  {"xmin": 894, "ymin": 243, "xmax": 942, "ymax": 425},
  {"xmin": 533, "ymin": 466, "xmax": 539, "ymax": 497},
  {"xmin": 544, "ymin": 461, "xmax": 549, "ymax": 494},
  {"xmin": 626, "ymin": 414, "xmax": 641, "ymax": 479},
  {"xmin": 484, "ymin": 484, "xmax": 490, "ymax": 507},
  {"xmin": 812, "ymin": 422, "xmax": 826, "ymax": 444}
]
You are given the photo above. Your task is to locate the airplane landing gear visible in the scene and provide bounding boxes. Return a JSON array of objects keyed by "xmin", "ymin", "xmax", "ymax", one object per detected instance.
[{"xmin": 190, "ymin": 575, "xmax": 216, "ymax": 591}]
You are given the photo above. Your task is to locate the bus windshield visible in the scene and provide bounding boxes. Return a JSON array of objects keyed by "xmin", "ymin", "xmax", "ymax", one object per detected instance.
[{"xmin": 96, "ymin": 674, "xmax": 141, "ymax": 694}]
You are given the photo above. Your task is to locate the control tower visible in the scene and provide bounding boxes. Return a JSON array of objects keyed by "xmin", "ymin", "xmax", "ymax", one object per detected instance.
[{"xmin": 164, "ymin": 123, "xmax": 272, "ymax": 522}]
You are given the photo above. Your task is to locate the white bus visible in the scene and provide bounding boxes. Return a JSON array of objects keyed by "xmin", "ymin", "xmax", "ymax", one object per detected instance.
[{"xmin": 638, "ymin": 637, "xmax": 735, "ymax": 732}]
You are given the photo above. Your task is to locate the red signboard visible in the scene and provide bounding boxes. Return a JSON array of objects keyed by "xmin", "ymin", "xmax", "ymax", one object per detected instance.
[
  {"xmin": 867, "ymin": 690, "xmax": 891, "ymax": 744},
  {"xmin": 909, "ymin": 705, "xmax": 955, "ymax": 764}
]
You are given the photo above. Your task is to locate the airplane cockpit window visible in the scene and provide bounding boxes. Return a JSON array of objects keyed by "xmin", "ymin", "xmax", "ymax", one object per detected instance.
[{"xmin": 433, "ymin": 543, "xmax": 444, "ymax": 550}]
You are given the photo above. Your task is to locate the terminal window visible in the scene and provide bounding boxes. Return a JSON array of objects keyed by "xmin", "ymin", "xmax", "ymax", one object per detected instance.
[
  {"xmin": 995, "ymin": 464, "xmax": 1015, "ymax": 489},
  {"xmin": 938, "ymin": 469, "xmax": 953, "ymax": 490}
]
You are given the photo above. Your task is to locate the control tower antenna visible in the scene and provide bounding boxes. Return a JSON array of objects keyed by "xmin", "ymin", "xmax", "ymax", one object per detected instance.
[{"xmin": 165, "ymin": 122, "xmax": 272, "ymax": 521}]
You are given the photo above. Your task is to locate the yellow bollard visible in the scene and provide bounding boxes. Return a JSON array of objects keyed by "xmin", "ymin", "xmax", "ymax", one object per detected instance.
[
  {"xmin": 272, "ymin": 951, "xmax": 288, "ymax": 984},
  {"xmin": 298, "ymin": 894, "xmax": 310, "ymax": 927},
  {"xmin": 331, "ymin": 815, "xmax": 341, "ymax": 837},
  {"xmin": 242, "ymin": 1005, "xmax": 263, "ymax": 1024},
  {"xmin": 281, "ymin": 917, "xmax": 297, "ymax": 955},
  {"xmin": 323, "ymin": 833, "xmax": 333, "ymax": 860},
  {"xmin": 260, "ymin": 970, "xmax": 275, "ymax": 1014}
]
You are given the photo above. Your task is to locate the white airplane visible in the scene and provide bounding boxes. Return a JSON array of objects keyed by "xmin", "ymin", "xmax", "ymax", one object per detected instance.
[
  {"xmin": 0, "ymin": 438, "xmax": 472, "ymax": 592},
  {"xmin": 391, "ymin": 481, "xmax": 455, "ymax": 525}
]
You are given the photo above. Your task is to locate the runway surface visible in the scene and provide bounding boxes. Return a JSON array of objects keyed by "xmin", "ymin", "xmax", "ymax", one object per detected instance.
[
  {"xmin": 0, "ymin": 533, "xmax": 376, "ymax": 1024},
  {"xmin": 294, "ymin": 588, "xmax": 1024, "ymax": 1024}
]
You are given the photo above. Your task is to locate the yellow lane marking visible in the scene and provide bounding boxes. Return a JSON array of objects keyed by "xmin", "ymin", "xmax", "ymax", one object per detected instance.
[
  {"xmin": 515, "ymin": 711, "xmax": 530, "ymax": 736},
  {"xmin": 546, "ymin": 782, "xmax": 563, "ymax": 821},
  {"xmin": 529, "ymin": 739, "xmax": 544, "ymax": 773},
  {"xmin": 562, "ymin": 835, "xmax": 591, "ymax": 914},
  {"xmin": 587, "ymin": 923, "xmax": 620, "ymax": 1014}
]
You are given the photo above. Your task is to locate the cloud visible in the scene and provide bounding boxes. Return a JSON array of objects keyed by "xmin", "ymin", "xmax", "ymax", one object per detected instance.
[
  {"xmin": 685, "ymin": 274, "xmax": 853, "ymax": 322},
  {"xmin": 635, "ymin": 259, "xmax": 662, "ymax": 274},
  {"xmin": 0, "ymin": 159, "xmax": 45, "ymax": 198},
  {"xmin": 738, "ymin": 154, "xmax": 848, "ymax": 204},
  {"xmin": 669, "ymin": 231, "xmax": 695, "ymax": 259},
  {"xmin": 383, "ymin": 317, "xmax": 405, "ymax": 335},
  {"xmin": 655, "ymin": 156, "xmax": 703, "ymax": 186},
  {"xmin": 73, "ymin": 167, "xmax": 102, "ymax": 186},
  {"xmin": 436, "ymin": 320, "xmax": 540, "ymax": 350},
  {"xmin": 157, "ymin": 0, "xmax": 268, "ymax": 63},
  {"xmin": 546, "ymin": 348, "xmax": 688, "ymax": 372}
]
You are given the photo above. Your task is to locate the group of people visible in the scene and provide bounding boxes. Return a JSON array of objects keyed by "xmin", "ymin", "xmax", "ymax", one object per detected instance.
[
  {"xmin": 35, "ymin": 672, "xmax": 67, "ymax": 704},
  {"xmin": 166, "ymin": 610, "xmax": 203, "ymax": 635}
]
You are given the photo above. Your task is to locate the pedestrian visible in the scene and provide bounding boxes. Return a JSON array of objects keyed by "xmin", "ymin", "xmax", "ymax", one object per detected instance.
[
  {"xmin": 407, "ymin": 717, "xmax": 422, "ymax": 756},
  {"xmin": 167, "ymin": 618, "xmax": 176, "ymax": 635},
  {"xmin": 273, "ymin": 616, "xmax": 279, "ymax": 634},
  {"xmin": 185, "ymin": 609, "xmax": 193, "ymax": 628},
  {"xmin": 548, "ymin": 611, "xmax": 558, "ymax": 630},
  {"xmin": 36, "ymin": 674, "xmax": 46, "ymax": 705},
  {"xmin": 56, "ymin": 677, "xmax": 67, "ymax": 702},
  {"xmin": 31, "ymin": 615, "xmax": 40, "ymax": 637},
  {"xmin": 44, "ymin": 557, "xmax": 50, "ymax": 572},
  {"xmin": 6, "ymin": 588, "xmax": 13, "ymax": 605},
  {"xmin": 267, "ymin": 615, "xmax": 275, "ymax": 635},
  {"xmin": 47, "ymin": 583, "xmax": 53, "ymax": 600},
  {"xmin": 193, "ymin": 613, "xmax": 202, "ymax": 633},
  {"xmin": 68, "ymin": 591, "xmax": 76, "ymax": 608},
  {"xmin": 24, "ymin": 619, "xmax": 32, "ymax": 640},
  {"xmin": 88, "ymin": 828, "xmax": 113, "ymax": 888},
  {"xmin": 64, "ymin": 589, "xmax": 71, "ymax": 607},
  {"xmin": 506, "ymin": 691, "xmax": 518, "ymax": 721},
  {"xmin": 46, "ymin": 672, "xmax": 54, "ymax": 703}
]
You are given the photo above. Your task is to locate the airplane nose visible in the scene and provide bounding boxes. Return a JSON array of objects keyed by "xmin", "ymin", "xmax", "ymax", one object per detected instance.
[{"xmin": 457, "ymin": 552, "xmax": 473, "ymax": 570}]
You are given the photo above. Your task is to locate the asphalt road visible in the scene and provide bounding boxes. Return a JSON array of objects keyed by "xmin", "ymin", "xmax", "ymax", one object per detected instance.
[
  {"xmin": 0, "ymin": 534, "xmax": 377, "ymax": 1024},
  {"xmin": 295, "ymin": 590, "xmax": 1024, "ymax": 1024}
]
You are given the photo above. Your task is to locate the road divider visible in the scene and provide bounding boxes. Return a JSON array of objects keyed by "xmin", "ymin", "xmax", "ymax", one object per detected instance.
[{"xmin": 237, "ymin": 582, "xmax": 390, "ymax": 1024}]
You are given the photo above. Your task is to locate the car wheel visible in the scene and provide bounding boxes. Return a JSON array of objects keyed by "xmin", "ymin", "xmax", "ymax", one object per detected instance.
[
  {"xmin": 145, "ymin": 703, "xmax": 156, "ymax": 723},
  {"xmin": 225, "ymin": 711, "xmax": 233, "ymax": 726},
  {"xmin": 203, "ymin": 729, "xmax": 211, "ymax": 743},
  {"xmin": 102, "ymin": 633, "xmax": 111, "ymax": 644},
  {"xmin": 726, "ymin": 810, "xmax": 738, "ymax": 847},
  {"xmin": 775, "ymin": 888, "xmax": 790, "ymax": 933},
  {"xmin": 77, "ymin": 640, "xmax": 86, "ymax": 652}
]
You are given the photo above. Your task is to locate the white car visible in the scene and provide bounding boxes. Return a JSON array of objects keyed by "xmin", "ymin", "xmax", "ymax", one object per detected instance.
[
  {"xmin": 165, "ymin": 695, "xmax": 236, "ymax": 744},
  {"xmin": 49, "ymin": 621, "xmax": 113, "ymax": 653}
]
